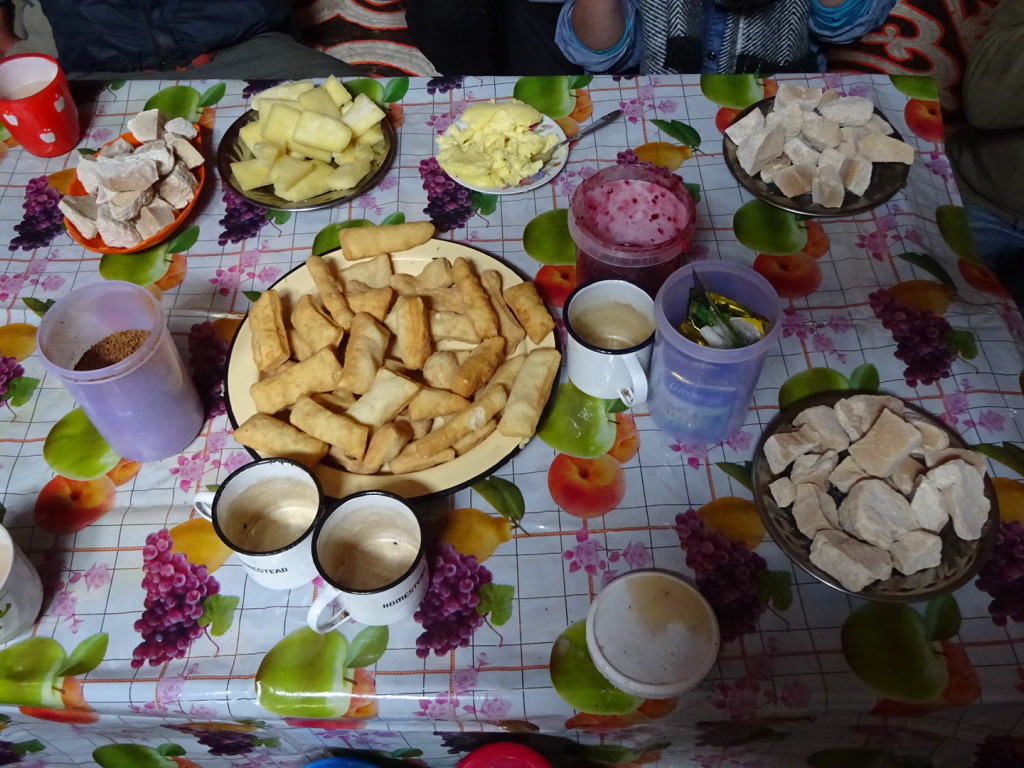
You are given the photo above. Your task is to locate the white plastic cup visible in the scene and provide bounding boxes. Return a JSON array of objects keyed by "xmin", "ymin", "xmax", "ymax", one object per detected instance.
[
  {"xmin": 586, "ymin": 569, "xmax": 719, "ymax": 699},
  {"xmin": 0, "ymin": 525, "xmax": 44, "ymax": 644}
]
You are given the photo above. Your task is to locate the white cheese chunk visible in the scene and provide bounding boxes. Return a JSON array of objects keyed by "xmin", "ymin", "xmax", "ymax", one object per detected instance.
[
  {"xmin": 889, "ymin": 530, "xmax": 942, "ymax": 575},
  {"xmin": 759, "ymin": 153, "xmax": 793, "ymax": 184},
  {"xmin": 801, "ymin": 113, "xmax": 841, "ymax": 151},
  {"xmin": 910, "ymin": 476, "xmax": 950, "ymax": 532},
  {"xmin": 763, "ymin": 424, "xmax": 821, "ymax": 475},
  {"xmin": 829, "ymin": 454, "xmax": 869, "ymax": 494},
  {"xmin": 58, "ymin": 194, "xmax": 99, "ymax": 239},
  {"xmin": 793, "ymin": 482, "xmax": 835, "ymax": 538},
  {"xmin": 737, "ymin": 124, "xmax": 786, "ymax": 176},
  {"xmin": 725, "ymin": 108, "xmax": 765, "ymax": 145},
  {"xmin": 888, "ymin": 455, "xmax": 927, "ymax": 496},
  {"xmin": 772, "ymin": 164, "xmax": 814, "ymax": 197},
  {"xmin": 791, "ymin": 449, "xmax": 839, "ymax": 491},
  {"xmin": 842, "ymin": 154, "xmax": 873, "ymax": 196},
  {"xmin": 928, "ymin": 459, "xmax": 990, "ymax": 540},
  {"xmin": 126, "ymin": 108, "xmax": 164, "ymax": 142},
  {"xmin": 834, "ymin": 394, "xmax": 906, "ymax": 441},
  {"xmin": 910, "ymin": 416, "xmax": 951, "ymax": 453},
  {"xmin": 818, "ymin": 96, "xmax": 875, "ymax": 127},
  {"xmin": 811, "ymin": 165, "xmax": 845, "ymax": 208},
  {"xmin": 848, "ymin": 407, "xmax": 923, "ymax": 478},
  {"xmin": 793, "ymin": 404, "xmax": 850, "ymax": 452},
  {"xmin": 774, "ymin": 84, "xmax": 823, "ymax": 112},
  {"xmin": 922, "ymin": 447, "xmax": 988, "ymax": 476},
  {"xmin": 769, "ymin": 476, "xmax": 797, "ymax": 508},
  {"xmin": 784, "ymin": 136, "xmax": 821, "ymax": 167},
  {"xmin": 838, "ymin": 478, "xmax": 917, "ymax": 549},
  {"xmin": 164, "ymin": 117, "xmax": 199, "ymax": 139},
  {"xmin": 810, "ymin": 529, "xmax": 893, "ymax": 592},
  {"xmin": 858, "ymin": 132, "xmax": 915, "ymax": 164},
  {"xmin": 95, "ymin": 207, "xmax": 142, "ymax": 249}
]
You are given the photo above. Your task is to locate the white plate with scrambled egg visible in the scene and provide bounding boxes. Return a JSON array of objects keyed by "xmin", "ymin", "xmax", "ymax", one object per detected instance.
[{"xmin": 436, "ymin": 100, "xmax": 568, "ymax": 195}]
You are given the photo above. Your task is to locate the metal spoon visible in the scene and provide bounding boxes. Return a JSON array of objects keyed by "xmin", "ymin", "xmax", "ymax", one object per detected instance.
[{"xmin": 534, "ymin": 109, "xmax": 623, "ymax": 166}]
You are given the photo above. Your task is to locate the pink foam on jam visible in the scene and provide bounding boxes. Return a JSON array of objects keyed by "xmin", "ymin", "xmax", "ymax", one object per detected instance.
[{"xmin": 581, "ymin": 179, "xmax": 692, "ymax": 247}]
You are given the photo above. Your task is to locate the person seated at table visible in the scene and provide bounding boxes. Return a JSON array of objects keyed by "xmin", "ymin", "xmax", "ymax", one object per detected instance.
[
  {"xmin": 406, "ymin": 0, "xmax": 896, "ymax": 76},
  {"xmin": 0, "ymin": 0, "xmax": 362, "ymax": 80},
  {"xmin": 405, "ymin": 0, "xmax": 583, "ymax": 76},
  {"xmin": 946, "ymin": 0, "xmax": 1024, "ymax": 312}
]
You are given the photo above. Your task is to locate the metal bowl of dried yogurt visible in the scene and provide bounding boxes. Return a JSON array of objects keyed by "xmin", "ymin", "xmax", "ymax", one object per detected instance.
[{"xmin": 752, "ymin": 391, "xmax": 999, "ymax": 602}]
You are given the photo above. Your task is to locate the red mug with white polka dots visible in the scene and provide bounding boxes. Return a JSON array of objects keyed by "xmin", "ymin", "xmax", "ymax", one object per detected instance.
[{"xmin": 0, "ymin": 54, "xmax": 80, "ymax": 157}]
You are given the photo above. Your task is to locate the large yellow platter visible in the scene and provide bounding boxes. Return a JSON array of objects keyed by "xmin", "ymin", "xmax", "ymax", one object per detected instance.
[{"xmin": 225, "ymin": 239, "xmax": 557, "ymax": 501}]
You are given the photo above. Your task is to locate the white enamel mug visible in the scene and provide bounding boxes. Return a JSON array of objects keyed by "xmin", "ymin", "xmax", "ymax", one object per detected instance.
[
  {"xmin": 0, "ymin": 525, "xmax": 43, "ymax": 644},
  {"xmin": 197, "ymin": 458, "xmax": 324, "ymax": 590},
  {"xmin": 307, "ymin": 491, "xmax": 427, "ymax": 632},
  {"xmin": 564, "ymin": 279, "xmax": 656, "ymax": 406}
]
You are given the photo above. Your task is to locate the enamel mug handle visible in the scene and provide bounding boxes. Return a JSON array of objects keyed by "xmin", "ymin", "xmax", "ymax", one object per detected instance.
[
  {"xmin": 307, "ymin": 586, "xmax": 354, "ymax": 634},
  {"xmin": 620, "ymin": 354, "xmax": 648, "ymax": 408},
  {"xmin": 193, "ymin": 491, "xmax": 215, "ymax": 520}
]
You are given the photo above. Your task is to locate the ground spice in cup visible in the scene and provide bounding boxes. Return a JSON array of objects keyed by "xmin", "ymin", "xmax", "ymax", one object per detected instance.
[{"xmin": 75, "ymin": 330, "xmax": 149, "ymax": 371}]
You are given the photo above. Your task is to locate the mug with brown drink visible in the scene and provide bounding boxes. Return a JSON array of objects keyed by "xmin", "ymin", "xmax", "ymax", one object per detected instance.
[
  {"xmin": 563, "ymin": 279, "xmax": 656, "ymax": 407},
  {"xmin": 203, "ymin": 458, "xmax": 325, "ymax": 590},
  {"xmin": 307, "ymin": 490, "xmax": 427, "ymax": 631}
]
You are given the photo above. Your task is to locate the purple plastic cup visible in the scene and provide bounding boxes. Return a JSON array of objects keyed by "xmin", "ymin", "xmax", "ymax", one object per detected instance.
[
  {"xmin": 648, "ymin": 261, "xmax": 781, "ymax": 444},
  {"xmin": 37, "ymin": 281, "xmax": 204, "ymax": 462}
]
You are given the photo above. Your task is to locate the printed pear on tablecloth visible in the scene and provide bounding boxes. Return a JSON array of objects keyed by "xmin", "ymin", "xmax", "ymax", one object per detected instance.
[{"xmin": 0, "ymin": 633, "xmax": 106, "ymax": 723}]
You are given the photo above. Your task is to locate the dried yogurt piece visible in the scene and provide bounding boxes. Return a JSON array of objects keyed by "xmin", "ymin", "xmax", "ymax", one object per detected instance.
[
  {"xmin": 763, "ymin": 424, "xmax": 820, "ymax": 475},
  {"xmin": 792, "ymin": 482, "xmax": 835, "ymax": 539},
  {"xmin": 769, "ymin": 476, "xmax": 796, "ymax": 508},
  {"xmin": 838, "ymin": 478, "xmax": 916, "ymax": 549},
  {"xmin": 927, "ymin": 459, "xmax": 990, "ymax": 540},
  {"xmin": 793, "ymin": 404, "xmax": 850, "ymax": 452},
  {"xmin": 889, "ymin": 530, "xmax": 942, "ymax": 576},
  {"xmin": 847, "ymin": 407, "xmax": 923, "ymax": 478},
  {"xmin": 810, "ymin": 529, "xmax": 892, "ymax": 592}
]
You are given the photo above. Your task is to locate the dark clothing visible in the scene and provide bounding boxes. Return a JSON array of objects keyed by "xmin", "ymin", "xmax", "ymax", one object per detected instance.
[
  {"xmin": 946, "ymin": 0, "xmax": 1024, "ymax": 310},
  {"xmin": 1, "ymin": 0, "xmax": 362, "ymax": 79},
  {"xmin": 404, "ymin": 0, "xmax": 582, "ymax": 76},
  {"xmin": 38, "ymin": 0, "xmax": 291, "ymax": 73},
  {"xmin": 947, "ymin": 0, "xmax": 1024, "ymax": 223},
  {"xmin": 68, "ymin": 31, "xmax": 362, "ymax": 80}
]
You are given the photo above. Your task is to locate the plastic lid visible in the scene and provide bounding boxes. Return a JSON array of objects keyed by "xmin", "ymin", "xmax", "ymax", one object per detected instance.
[
  {"xmin": 457, "ymin": 742, "xmax": 552, "ymax": 768},
  {"xmin": 304, "ymin": 758, "xmax": 378, "ymax": 768},
  {"xmin": 586, "ymin": 569, "xmax": 720, "ymax": 699}
]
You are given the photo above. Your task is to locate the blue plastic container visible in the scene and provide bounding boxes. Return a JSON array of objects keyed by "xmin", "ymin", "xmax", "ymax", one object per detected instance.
[{"xmin": 648, "ymin": 260, "xmax": 781, "ymax": 444}]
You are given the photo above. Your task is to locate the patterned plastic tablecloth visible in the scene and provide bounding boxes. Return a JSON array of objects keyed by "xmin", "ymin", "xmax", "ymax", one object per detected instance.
[{"xmin": 0, "ymin": 73, "xmax": 1020, "ymax": 768}]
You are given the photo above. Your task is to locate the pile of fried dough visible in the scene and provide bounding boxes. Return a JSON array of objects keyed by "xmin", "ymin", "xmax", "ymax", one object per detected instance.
[{"xmin": 232, "ymin": 221, "xmax": 561, "ymax": 476}]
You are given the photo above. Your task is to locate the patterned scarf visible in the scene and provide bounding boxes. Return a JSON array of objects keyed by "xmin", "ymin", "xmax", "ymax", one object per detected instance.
[{"xmin": 637, "ymin": 0, "xmax": 816, "ymax": 74}]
